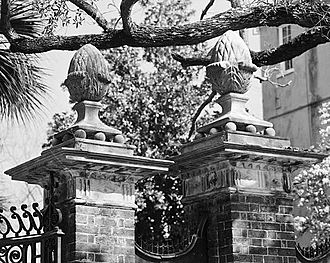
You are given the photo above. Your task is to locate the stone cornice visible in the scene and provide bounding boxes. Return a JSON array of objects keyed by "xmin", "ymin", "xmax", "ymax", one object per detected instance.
[
  {"xmin": 172, "ymin": 132, "xmax": 326, "ymax": 171},
  {"xmin": 5, "ymin": 146, "xmax": 173, "ymax": 185}
]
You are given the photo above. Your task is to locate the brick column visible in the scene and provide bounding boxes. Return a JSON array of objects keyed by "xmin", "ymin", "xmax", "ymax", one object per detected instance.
[
  {"xmin": 55, "ymin": 170, "xmax": 138, "ymax": 263},
  {"xmin": 230, "ymin": 194, "xmax": 295, "ymax": 263},
  {"xmin": 213, "ymin": 192, "xmax": 296, "ymax": 263},
  {"xmin": 181, "ymin": 180, "xmax": 296, "ymax": 263},
  {"xmin": 172, "ymin": 131, "xmax": 325, "ymax": 263},
  {"xmin": 71, "ymin": 205, "xmax": 135, "ymax": 263}
]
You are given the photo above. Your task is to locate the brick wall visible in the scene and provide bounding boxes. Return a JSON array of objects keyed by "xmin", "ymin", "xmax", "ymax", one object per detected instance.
[
  {"xmin": 184, "ymin": 191, "xmax": 296, "ymax": 263},
  {"xmin": 60, "ymin": 202, "xmax": 135, "ymax": 263}
]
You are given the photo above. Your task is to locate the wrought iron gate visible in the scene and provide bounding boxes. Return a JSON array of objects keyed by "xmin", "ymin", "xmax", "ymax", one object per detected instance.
[{"xmin": 0, "ymin": 174, "xmax": 64, "ymax": 263}]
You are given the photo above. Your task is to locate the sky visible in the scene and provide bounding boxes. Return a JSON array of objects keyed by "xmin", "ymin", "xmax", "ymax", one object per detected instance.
[{"xmin": 0, "ymin": 0, "xmax": 263, "ymax": 205}]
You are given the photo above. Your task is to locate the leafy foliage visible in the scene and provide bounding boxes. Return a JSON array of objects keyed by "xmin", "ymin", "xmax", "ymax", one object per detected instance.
[
  {"xmin": 318, "ymin": 103, "xmax": 330, "ymax": 153},
  {"xmin": 100, "ymin": 45, "xmax": 209, "ymax": 158},
  {"xmin": 42, "ymin": 111, "xmax": 76, "ymax": 148},
  {"xmin": 135, "ymin": 174, "xmax": 184, "ymax": 239},
  {"xmin": 294, "ymin": 102, "xmax": 330, "ymax": 242},
  {"xmin": 32, "ymin": 0, "xmax": 86, "ymax": 34}
]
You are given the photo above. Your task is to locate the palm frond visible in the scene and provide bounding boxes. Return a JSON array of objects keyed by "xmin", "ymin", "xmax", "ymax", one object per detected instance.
[
  {"xmin": 0, "ymin": 50, "xmax": 48, "ymax": 122},
  {"xmin": 10, "ymin": 0, "xmax": 45, "ymax": 38},
  {"xmin": 0, "ymin": 0, "xmax": 48, "ymax": 122}
]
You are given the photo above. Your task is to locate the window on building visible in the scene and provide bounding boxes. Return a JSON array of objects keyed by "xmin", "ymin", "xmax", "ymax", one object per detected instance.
[{"xmin": 278, "ymin": 25, "xmax": 293, "ymax": 73}]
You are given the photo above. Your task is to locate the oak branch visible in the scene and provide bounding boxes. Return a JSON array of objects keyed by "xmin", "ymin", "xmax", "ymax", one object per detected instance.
[{"xmin": 3, "ymin": 0, "xmax": 330, "ymax": 67}]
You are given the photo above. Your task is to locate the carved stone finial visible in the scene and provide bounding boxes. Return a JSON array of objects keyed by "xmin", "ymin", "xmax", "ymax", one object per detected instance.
[
  {"xmin": 51, "ymin": 44, "xmax": 132, "ymax": 153},
  {"xmin": 206, "ymin": 30, "xmax": 258, "ymax": 95},
  {"xmin": 63, "ymin": 44, "xmax": 112, "ymax": 103},
  {"xmin": 198, "ymin": 31, "xmax": 273, "ymax": 136}
]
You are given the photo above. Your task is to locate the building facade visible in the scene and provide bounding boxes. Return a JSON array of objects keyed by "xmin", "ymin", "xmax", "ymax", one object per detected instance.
[{"xmin": 261, "ymin": 25, "xmax": 330, "ymax": 148}]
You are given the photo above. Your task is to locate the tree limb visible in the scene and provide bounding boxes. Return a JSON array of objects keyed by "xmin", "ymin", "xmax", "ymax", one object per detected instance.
[
  {"xmin": 8, "ymin": 2, "xmax": 330, "ymax": 54},
  {"xmin": 251, "ymin": 26, "xmax": 330, "ymax": 66},
  {"xmin": 173, "ymin": 26, "xmax": 330, "ymax": 67},
  {"xmin": 200, "ymin": 0, "xmax": 215, "ymax": 20},
  {"xmin": 120, "ymin": 0, "xmax": 139, "ymax": 33},
  {"xmin": 188, "ymin": 90, "xmax": 216, "ymax": 140},
  {"xmin": 68, "ymin": 0, "xmax": 112, "ymax": 32},
  {"xmin": 10, "ymin": 30, "xmax": 129, "ymax": 53},
  {"xmin": 171, "ymin": 53, "xmax": 211, "ymax": 67}
]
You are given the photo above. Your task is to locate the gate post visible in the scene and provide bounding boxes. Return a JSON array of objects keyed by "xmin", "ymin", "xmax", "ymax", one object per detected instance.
[
  {"xmin": 172, "ymin": 111, "xmax": 325, "ymax": 263},
  {"xmin": 6, "ymin": 137, "xmax": 171, "ymax": 263},
  {"xmin": 172, "ymin": 133, "xmax": 317, "ymax": 263},
  {"xmin": 170, "ymin": 32, "xmax": 326, "ymax": 263},
  {"xmin": 5, "ymin": 44, "xmax": 173, "ymax": 263}
]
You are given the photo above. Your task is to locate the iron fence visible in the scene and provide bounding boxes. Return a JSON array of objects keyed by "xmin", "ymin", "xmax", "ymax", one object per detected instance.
[
  {"xmin": 0, "ymin": 173, "xmax": 63, "ymax": 263},
  {"xmin": 296, "ymin": 239, "xmax": 330, "ymax": 263}
]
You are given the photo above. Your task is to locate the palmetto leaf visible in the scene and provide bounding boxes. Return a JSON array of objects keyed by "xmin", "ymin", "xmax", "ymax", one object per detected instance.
[
  {"xmin": 0, "ymin": 51, "xmax": 47, "ymax": 122},
  {"xmin": 10, "ymin": 0, "xmax": 45, "ymax": 38},
  {"xmin": 0, "ymin": 0, "xmax": 47, "ymax": 122}
]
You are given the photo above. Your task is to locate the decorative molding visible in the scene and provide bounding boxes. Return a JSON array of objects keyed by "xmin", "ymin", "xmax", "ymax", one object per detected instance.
[
  {"xmin": 182, "ymin": 164, "xmax": 236, "ymax": 197},
  {"xmin": 53, "ymin": 170, "xmax": 136, "ymax": 207},
  {"xmin": 181, "ymin": 160, "xmax": 294, "ymax": 197}
]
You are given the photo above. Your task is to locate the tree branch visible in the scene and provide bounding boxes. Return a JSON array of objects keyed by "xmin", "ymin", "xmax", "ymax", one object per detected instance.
[
  {"xmin": 10, "ymin": 30, "xmax": 129, "ymax": 53},
  {"xmin": 188, "ymin": 90, "xmax": 216, "ymax": 140},
  {"xmin": 171, "ymin": 53, "xmax": 211, "ymax": 67},
  {"xmin": 173, "ymin": 26, "xmax": 330, "ymax": 67},
  {"xmin": 68, "ymin": 0, "xmax": 112, "ymax": 31},
  {"xmin": 8, "ymin": 2, "xmax": 330, "ymax": 54},
  {"xmin": 120, "ymin": 0, "xmax": 139, "ymax": 33},
  {"xmin": 200, "ymin": 0, "xmax": 215, "ymax": 20},
  {"xmin": 251, "ymin": 26, "xmax": 330, "ymax": 66}
]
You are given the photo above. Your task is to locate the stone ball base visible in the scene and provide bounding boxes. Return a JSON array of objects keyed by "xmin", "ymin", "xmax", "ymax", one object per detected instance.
[{"xmin": 194, "ymin": 122, "xmax": 276, "ymax": 141}]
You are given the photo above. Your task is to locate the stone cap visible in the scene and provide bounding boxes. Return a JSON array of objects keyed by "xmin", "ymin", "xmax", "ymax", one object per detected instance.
[
  {"xmin": 5, "ymin": 146, "xmax": 174, "ymax": 186},
  {"xmin": 173, "ymin": 131, "xmax": 326, "ymax": 171}
]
